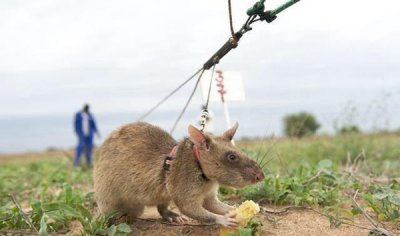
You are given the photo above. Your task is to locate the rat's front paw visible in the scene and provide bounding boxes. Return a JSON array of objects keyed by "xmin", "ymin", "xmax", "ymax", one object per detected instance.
[{"xmin": 216, "ymin": 215, "xmax": 239, "ymax": 228}]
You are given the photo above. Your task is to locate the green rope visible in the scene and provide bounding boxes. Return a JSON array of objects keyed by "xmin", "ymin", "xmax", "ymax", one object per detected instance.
[{"xmin": 270, "ymin": 0, "xmax": 300, "ymax": 16}]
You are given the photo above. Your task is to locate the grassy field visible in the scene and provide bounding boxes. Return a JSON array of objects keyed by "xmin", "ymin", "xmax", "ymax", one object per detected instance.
[{"xmin": 0, "ymin": 133, "xmax": 399, "ymax": 235}]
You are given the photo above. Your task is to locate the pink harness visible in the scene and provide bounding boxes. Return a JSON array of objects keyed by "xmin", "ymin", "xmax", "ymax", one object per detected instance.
[{"xmin": 163, "ymin": 144, "xmax": 208, "ymax": 180}]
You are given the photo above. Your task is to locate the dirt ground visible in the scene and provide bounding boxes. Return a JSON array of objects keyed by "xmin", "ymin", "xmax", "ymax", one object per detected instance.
[{"xmin": 117, "ymin": 205, "xmax": 377, "ymax": 236}]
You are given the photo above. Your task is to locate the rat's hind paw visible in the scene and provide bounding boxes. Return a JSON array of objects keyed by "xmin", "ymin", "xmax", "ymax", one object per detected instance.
[
  {"xmin": 174, "ymin": 215, "xmax": 189, "ymax": 224},
  {"xmin": 161, "ymin": 210, "xmax": 189, "ymax": 224}
]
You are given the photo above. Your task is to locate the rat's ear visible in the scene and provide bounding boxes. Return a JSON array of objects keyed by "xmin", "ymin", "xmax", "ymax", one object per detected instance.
[
  {"xmin": 188, "ymin": 125, "xmax": 209, "ymax": 150},
  {"xmin": 222, "ymin": 122, "xmax": 239, "ymax": 140}
]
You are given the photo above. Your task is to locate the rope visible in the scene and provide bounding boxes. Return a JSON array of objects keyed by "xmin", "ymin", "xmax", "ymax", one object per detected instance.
[
  {"xmin": 200, "ymin": 65, "xmax": 216, "ymax": 131},
  {"xmin": 205, "ymin": 65, "xmax": 216, "ymax": 111},
  {"xmin": 137, "ymin": 68, "xmax": 203, "ymax": 121},
  {"xmin": 170, "ymin": 69, "xmax": 205, "ymax": 134},
  {"xmin": 228, "ymin": 0, "xmax": 235, "ymax": 38}
]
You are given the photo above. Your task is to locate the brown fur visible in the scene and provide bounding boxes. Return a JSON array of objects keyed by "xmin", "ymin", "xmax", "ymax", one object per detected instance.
[{"xmin": 94, "ymin": 121, "xmax": 264, "ymax": 226}]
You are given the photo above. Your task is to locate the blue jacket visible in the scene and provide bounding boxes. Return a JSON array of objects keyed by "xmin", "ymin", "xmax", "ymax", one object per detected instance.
[{"xmin": 74, "ymin": 111, "xmax": 98, "ymax": 139}]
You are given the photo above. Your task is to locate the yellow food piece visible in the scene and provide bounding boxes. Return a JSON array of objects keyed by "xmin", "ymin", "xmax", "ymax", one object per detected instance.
[
  {"xmin": 220, "ymin": 200, "xmax": 260, "ymax": 236},
  {"xmin": 236, "ymin": 200, "xmax": 260, "ymax": 227}
]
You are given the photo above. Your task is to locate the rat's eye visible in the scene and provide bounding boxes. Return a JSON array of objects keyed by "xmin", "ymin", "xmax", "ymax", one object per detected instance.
[{"xmin": 227, "ymin": 153, "xmax": 237, "ymax": 161}]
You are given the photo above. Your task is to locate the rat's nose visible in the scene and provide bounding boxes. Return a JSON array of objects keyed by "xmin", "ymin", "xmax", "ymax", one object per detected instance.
[
  {"xmin": 254, "ymin": 170, "xmax": 264, "ymax": 182},
  {"xmin": 244, "ymin": 166, "xmax": 265, "ymax": 183}
]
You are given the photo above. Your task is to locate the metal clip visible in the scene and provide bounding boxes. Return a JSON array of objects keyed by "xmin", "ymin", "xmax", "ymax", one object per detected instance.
[{"xmin": 200, "ymin": 109, "xmax": 209, "ymax": 131}]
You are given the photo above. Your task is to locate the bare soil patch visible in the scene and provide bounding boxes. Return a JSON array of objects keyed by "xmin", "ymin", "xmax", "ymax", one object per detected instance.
[{"xmin": 116, "ymin": 206, "xmax": 376, "ymax": 236}]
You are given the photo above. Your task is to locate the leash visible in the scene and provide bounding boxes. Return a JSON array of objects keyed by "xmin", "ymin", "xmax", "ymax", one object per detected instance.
[
  {"xmin": 170, "ymin": 69, "xmax": 205, "ymax": 134},
  {"xmin": 137, "ymin": 68, "xmax": 203, "ymax": 122},
  {"xmin": 199, "ymin": 65, "xmax": 216, "ymax": 132}
]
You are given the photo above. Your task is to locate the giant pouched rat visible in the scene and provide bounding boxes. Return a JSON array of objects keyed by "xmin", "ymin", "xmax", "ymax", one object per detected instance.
[{"xmin": 93, "ymin": 121, "xmax": 264, "ymax": 227}]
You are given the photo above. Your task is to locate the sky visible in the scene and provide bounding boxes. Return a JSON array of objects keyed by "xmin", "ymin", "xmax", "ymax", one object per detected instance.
[{"xmin": 0, "ymin": 0, "xmax": 400, "ymax": 148}]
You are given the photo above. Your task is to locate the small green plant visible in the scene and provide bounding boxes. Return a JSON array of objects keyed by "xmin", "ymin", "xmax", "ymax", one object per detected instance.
[
  {"xmin": 103, "ymin": 223, "xmax": 132, "ymax": 236},
  {"xmin": 240, "ymin": 217, "xmax": 263, "ymax": 236},
  {"xmin": 224, "ymin": 217, "xmax": 263, "ymax": 236},
  {"xmin": 363, "ymin": 182, "xmax": 400, "ymax": 222}
]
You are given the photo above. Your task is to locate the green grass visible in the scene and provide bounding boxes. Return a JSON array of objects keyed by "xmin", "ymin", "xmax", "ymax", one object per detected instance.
[
  {"xmin": 0, "ymin": 157, "xmax": 131, "ymax": 235},
  {"xmin": 237, "ymin": 133, "xmax": 400, "ymax": 231},
  {"xmin": 1, "ymin": 133, "xmax": 399, "ymax": 235},
  {"xmin": 240, "ymin": 133, "xmax": 400, "ymax": 177}
]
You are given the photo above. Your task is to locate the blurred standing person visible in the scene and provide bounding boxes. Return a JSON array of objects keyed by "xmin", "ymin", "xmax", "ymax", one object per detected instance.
[{"xmin": 73, "ymin": 104, "xmax": 100, "ymax": 167}]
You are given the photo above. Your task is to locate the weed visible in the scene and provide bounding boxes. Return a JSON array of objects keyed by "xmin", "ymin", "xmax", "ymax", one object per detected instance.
[
  {"xmin": 363, "ymin": 181, "xmax": 400, "ymax": 222},
  {"xmin": 0, "ymin": 160, "xmax": 131, "ymax": 235}
]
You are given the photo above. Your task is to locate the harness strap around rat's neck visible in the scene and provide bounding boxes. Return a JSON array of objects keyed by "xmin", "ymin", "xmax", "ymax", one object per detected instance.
[
  {"xmin": 192, "ymin": 145, "xmax": 200, "ymax": 162},
  {"xmin": 192, "ymin": 144, "xmax": 209, "ymax": 181},
  {"xmin": 163, "ymin": 144, "xmax": 209, "ymax": 181}
]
